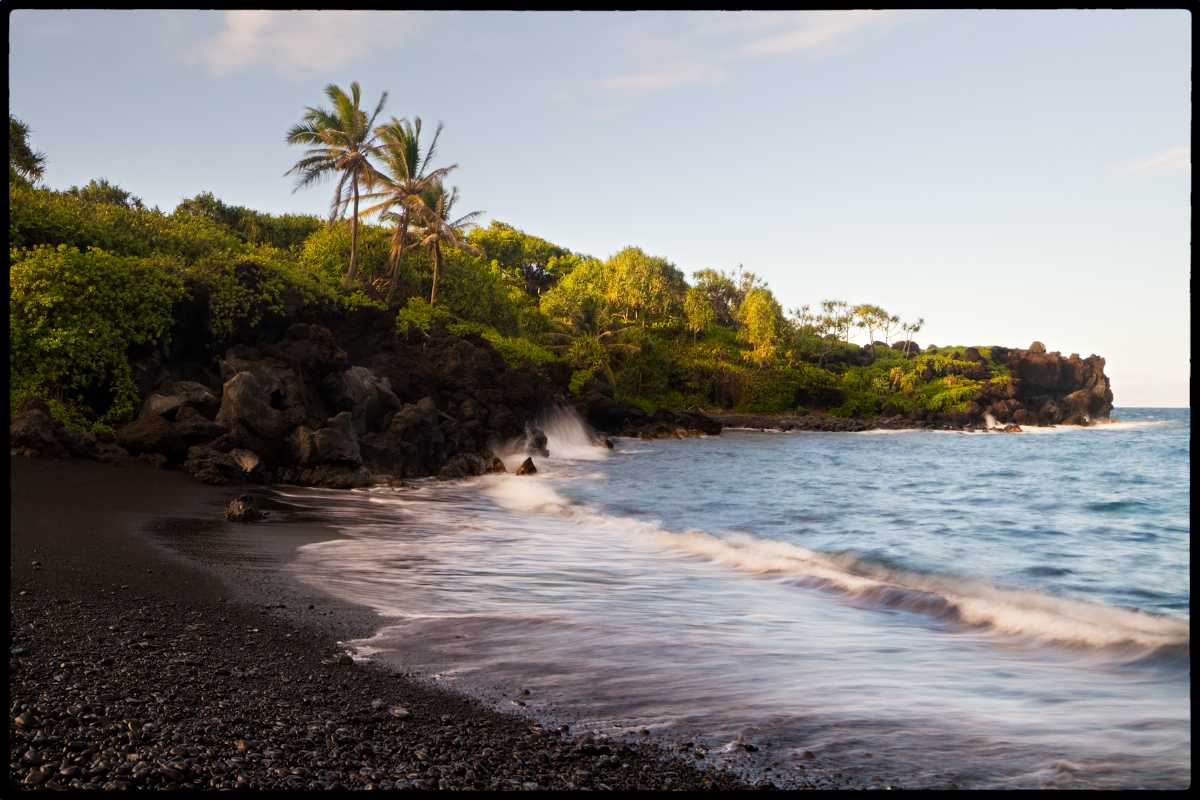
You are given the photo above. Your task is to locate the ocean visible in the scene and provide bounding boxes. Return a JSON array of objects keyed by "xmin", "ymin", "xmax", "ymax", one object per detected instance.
[{"xmin": 284, "ymin": 407, "xmax": 1189, "ymax": 788}]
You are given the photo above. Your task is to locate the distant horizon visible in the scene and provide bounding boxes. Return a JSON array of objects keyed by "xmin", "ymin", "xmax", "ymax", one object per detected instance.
[{"xmin": 9, "ymin": 9, "xmax": 1190, "ymax": 406}]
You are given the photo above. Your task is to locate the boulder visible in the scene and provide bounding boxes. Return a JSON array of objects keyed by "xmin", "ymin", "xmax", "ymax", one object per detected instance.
[
  {"xmin": 183, "ymin": 445, "xmax": 269, "ymax": 485},
  {"xmin": 516, "ymin": 457, "xmax": 537, "ymax": 475},
  {"xmin": 172, "ymin": 406, "xmax": 226, "ymax": 446},
  {"xmin": 320, "ymin": 365, "xmax": 401, "ymax": 435},
  {"xmin": 1012, "ymin": 408, "xmax": 1038, "ymax": 427},
  {"xmin": 1038, "ymin": 400, "xmax": 1062, "ymax": 425},
  {"xmin": 359, "ymin": 398, "xmax": 445, "ymax": 477},
  {"xmin": 316, "ymin": 412, "xmax": 361, "ymax": 465},
  {"xmin": 261, "ymin": 323, "xmax": 351, "ymax": 381},
  {"xmin": 215, "ymin": 370, "xmax": 290, "ymax": 456},
  {"xmin": 140, "ymin": 381, "xmax": 219, "ymax": 420},
  {"xmin": 116, "ymin": 413, "xmax": 186, "ymax": 463},
  {"xmin": 225, "ymin": 494, "xmax": 268, "ymax": 523},
  {"xmin": 1002, "ymin": 424, "xmax": 1022, "ymax": 433},
  {"xmin": 1029, "ymin": 341, "xmax": 1047, "ymax": 354},
  {"xmin": 9, "ymin": 399, "xmax": 69, "ymax": 458},
  {"xmin": 438, "ymin": 453, "xmax": 489, "ymax": 480},
  {"xmin": 487, "ymin": 455, "xmax": 507, "ymax": 473}
]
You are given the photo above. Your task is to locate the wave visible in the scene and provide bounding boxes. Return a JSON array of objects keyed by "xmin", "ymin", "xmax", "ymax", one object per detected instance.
[{"xmin": 482, "ymin": 478, "xmax": 1189, "ymax": 655}]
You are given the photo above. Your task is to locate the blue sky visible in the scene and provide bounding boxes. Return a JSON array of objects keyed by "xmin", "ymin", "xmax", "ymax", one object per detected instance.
[{"xmin": 9, "ymin": 10, "xmax": 1190, "ymax": 406}]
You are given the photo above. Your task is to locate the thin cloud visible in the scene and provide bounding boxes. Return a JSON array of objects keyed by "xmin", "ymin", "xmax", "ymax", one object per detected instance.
[
  {"xmin": 192, "ymin": 11, "xmax": 427, "ymax": 76},
  {"xmin": 1128, "ymin": 146, "xmax": 1190, "ymax": 173},
  {"xmin": 597, "ymin": 63, "xmax": 724, "ymax": 93},
  {"xmin": 597, "ymin": 10, "xmax": 906, "ymax": 95},
  {"xmin": 737, "ymin": 10, "xmax": 903, "ymax": 57}
]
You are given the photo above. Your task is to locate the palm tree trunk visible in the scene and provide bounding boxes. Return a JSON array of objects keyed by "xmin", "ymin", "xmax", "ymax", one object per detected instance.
[
  {"xmin": 430, "ymin": 239, "xmax": 441, "ymax": 306},
  {"xmin": 345, "ymin": 178, "xmax": 360, "ymax": 288},
  {"xmin": 386, "ymin": 218, "xmax": 408, "ymax": 306}
]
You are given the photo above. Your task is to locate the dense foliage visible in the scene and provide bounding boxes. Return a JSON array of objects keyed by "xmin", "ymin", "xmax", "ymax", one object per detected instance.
[{"xmin": 9, "ymin": 96, "xmax": 1006, "ymax": 432}]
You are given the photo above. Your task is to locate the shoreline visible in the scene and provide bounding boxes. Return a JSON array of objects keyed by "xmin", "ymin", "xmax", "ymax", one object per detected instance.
[
  {"xmin": 702, "ymin": 410, "xmax": 1116, "ymax": 433},
  {"xmin": 8, "ymin": 456, "xmax": 760, "ymax": 790}
]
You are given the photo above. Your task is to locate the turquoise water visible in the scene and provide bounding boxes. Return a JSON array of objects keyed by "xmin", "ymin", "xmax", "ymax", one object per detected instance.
[{"xmin": 288, "ymin": 408, "xmax": 1189, "ymax": 788}]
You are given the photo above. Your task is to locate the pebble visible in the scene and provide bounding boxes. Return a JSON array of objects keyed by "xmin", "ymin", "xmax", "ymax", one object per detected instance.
[{"xmin": 7, "ymin": 563, "xmax": 769, "ymax": 793}]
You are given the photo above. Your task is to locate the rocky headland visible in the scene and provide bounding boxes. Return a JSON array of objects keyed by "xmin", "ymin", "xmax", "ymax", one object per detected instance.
[{"xmin": 10, "ymin": 315, "xmax": 1114, "ymax": 488}]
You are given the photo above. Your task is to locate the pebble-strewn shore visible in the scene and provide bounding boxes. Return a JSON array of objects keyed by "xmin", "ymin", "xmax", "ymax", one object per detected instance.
[{"xmin": 8, "ymin": 458, "xmax": 762, "ymax": 791}]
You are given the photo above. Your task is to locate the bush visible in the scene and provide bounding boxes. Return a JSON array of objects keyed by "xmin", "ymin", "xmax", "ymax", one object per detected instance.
[
  {"xmin": 10, "ymin": 245, "xmax": 187, "ymax": 428},
  {"xmin": 10, "ymin": 184, "xmax": 240, "ymax": 260}
]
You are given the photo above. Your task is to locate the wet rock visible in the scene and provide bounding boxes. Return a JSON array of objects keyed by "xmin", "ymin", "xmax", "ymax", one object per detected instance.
[
  {"xmin": 1002, "ymin": 424, "xmax": 1022, "ymax": 433},
  {"xmin": 438, "ymin": 453, "xmax": 489, "ymax": 481},
  {"xmin": 224, "ymin": 495, "xmax": 267, "ymax": 523},
  {"xmin": 516, "ymin": 458, "xmax": 537, "ymax": 476},
  {"xmin": 525, "ymin": 426, "xmax": 549, "ymax": 457}
]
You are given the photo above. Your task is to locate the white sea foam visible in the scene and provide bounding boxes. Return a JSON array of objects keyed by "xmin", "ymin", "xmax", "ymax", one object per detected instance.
[{"xmin": 486, "ymin": 488, "xmax": 1189, "ymax": 653}]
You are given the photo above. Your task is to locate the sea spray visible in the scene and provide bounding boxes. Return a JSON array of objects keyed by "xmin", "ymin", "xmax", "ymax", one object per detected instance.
[{"xmin": 496, "ymin": 405, "xmax": 610, "ymax": 469}]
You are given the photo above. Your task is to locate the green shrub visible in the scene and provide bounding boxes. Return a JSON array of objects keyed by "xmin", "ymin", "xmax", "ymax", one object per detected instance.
[
  {"xmin": 10, "ymin": 245, "xmax": 187, "ymax": 428},
  {"xmin": 396, "ymin": 297, "xmax": 454, "ymax": 335},
  {"xmin": 10, "ymin": 184, "xmax": 240, "ymax": 260}
]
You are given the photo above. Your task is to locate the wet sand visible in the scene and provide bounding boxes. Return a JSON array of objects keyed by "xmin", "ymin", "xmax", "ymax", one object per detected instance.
[{"xmin": 8, "ymin": 457, "xmax": 757, "ymax": 790}]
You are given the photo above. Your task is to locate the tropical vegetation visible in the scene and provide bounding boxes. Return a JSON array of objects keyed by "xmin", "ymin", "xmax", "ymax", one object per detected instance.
[{"xmin": 9, "ymin": 84, "xmax": 1010, "ymax": 433}]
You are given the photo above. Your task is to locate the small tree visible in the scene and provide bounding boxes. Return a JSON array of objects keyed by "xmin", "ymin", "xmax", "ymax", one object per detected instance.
[
  {"xmin": 852, "ymin": 303, "xmax": 891, "ymax": 354},
  {"xmin": 66, "ymin": 178, "xmax": 144, "ymax": 209},
  {"xmin": 407, "ymin": 182, "xmax": 483, "ymax": 306},
  {"xmin": 900, "ymin": 317, "xmax": 925, "ymax": 357},
  {"xmin": 683, "ymin": 286, "xmax": 715, "ymax": 341},
  {"xmin": 737, "ymin": 288, "xmax": 786, "ymax": 366}
]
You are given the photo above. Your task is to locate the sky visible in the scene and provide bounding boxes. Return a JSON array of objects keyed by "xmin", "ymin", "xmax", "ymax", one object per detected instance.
[{"xmin": 9, "ymin": 9, "xmax": 1191, "ymax": 406}]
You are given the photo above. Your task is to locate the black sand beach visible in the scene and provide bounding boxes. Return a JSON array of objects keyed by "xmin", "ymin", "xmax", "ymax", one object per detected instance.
[{"xmin": 8, "ymin": 457, "xmax": 759, "ymax": 791}]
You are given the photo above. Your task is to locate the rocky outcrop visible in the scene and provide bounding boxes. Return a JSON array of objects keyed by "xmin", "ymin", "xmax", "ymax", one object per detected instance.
[
  {"xmin": 975, "ymin": 343, "xmax": 1113, "ymax": 426},
  {"xmin": 10, "ymin": 398, "xmax": 129, "ymax": 463},
  {"xmin": 575, "ymin": 390, "xmax": 723, "ymax": 439},
  {"xmin": 12, "ymin": 315, "xmax": 1115, "ymax": 487}
]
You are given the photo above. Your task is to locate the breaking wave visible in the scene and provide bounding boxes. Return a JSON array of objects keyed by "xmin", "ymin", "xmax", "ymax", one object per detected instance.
[{"xmin": 482, "ymin": 478, "xmax": 1189, "ymax": 655}]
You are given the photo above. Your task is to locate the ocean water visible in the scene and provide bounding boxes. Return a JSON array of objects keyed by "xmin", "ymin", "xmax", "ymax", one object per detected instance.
[{"xmin": 286, "ymin": 407, "xmax": 1190, "ymax": 788}]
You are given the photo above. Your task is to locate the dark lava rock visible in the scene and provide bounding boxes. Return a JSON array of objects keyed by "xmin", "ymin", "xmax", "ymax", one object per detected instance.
[
  {"xmin": 184, "ymin": 446, "xmax": 269, "ymax": 486},
  {"xmin": 525, "ymin": 426, "xmax": 549, "ymax": 457},
  {"xmin": 516, "ymin": 457, "xmax": 538, "ymax": 475},
  {"xmin": 224, "ymin": 494, "xmax": 267, "ymax": 522},
  {"xmin": 140, "ymin": 380, "xmax": 220, "ymax": 420}
]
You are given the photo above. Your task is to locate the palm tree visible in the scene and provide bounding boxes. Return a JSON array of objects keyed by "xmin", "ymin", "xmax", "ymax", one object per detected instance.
[
  {"xmin": 285, "ymin": 82, "xmax": 388, "ymax": 288},
  {"xmin": 541, "ymin": 297, "xmax": 640, "ymax": 387},
  {"xmin": 357, "ymin": 117, "xmax": 457, "ymax": 305},
  {"xmin": 901, "ymin": 317, "xmax": 925, "ymax": 357},
  {"xmin": 10, "ymin": 115, "xmax": 46, "ymax": 185},
  {"xmin": 408, "ymin": 182, "xmax": 483, "ymax": 306}
]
